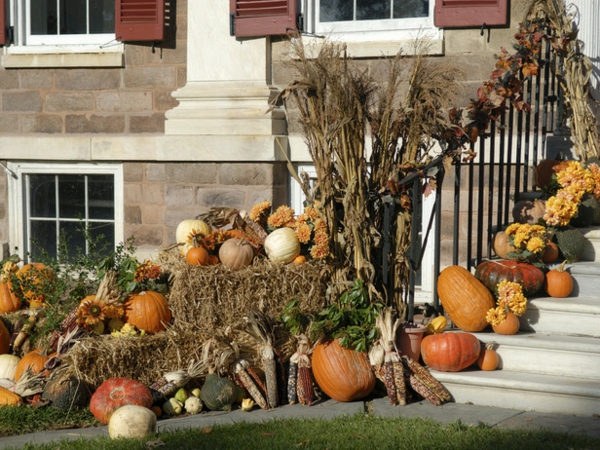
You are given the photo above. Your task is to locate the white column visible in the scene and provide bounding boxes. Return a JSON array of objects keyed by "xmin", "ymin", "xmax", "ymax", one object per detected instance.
[{"xmin": 164, "ymin": 0, "xmax": 286, "ymax": 140}]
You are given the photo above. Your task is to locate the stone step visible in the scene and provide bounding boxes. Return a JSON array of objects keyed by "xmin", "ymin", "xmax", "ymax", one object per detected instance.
[
  {"xmin": 470, "ymin": 331, "xmax": 600, "ymax": 380},
  {"xmin": 433, "ymin": 369, "xmax": 600, "ymax": 416},
  {"xmin": 555, "ymin": 261, "xmax": 600, "ymax": 297},
  {"xmin": 520, "ymin": 296, "xmax": 600, "ymax": 337},
  {"xmin": 580, "ymin": 227, "xmax": 600, "ymax": 262}
]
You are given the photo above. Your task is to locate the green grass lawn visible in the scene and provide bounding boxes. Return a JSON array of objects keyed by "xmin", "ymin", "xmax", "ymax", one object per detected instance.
[{"xmin": 1, "ymin": 408, "xmax": 599, "ymax": 450}]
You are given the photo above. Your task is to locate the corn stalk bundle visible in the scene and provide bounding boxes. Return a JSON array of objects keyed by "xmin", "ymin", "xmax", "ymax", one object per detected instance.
[
  {"xmin": 244, "ymin": 310, "xmax": 280, "ymax": 409},
  {"xmin": 288, "ymin": 334, "xmax": 315, "ymax": 406},
  {"xmin": 375, "ymin": 309, "xmax": 407, "ymax": 406},
  {"xmin": 402, "ymin": 356, "xmax": 451, "ymax": 406},
  {"xmin": 45, "ymin": 325, "xmax": 87, "ymax": 371}
]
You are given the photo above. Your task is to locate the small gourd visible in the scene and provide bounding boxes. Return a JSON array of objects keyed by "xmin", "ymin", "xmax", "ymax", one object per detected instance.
[
  {"xmin": 162, "ymin": 397, "xmax": 183, "ymax": 415},
  {"xmin": 184, "ymin": 395, "xmax": 202, "ymax": 414},
  {"xmin": 185, "ymin": 245, "xmax": 210, "ymax": 266},
  {"xmin": 219, "ymin": 238, "xmax": 255, "ymax": 271},
  {"xmin": 264, "ymin": 227, "xmax": 301, "ymax": 264},
  {"xmin": 545, "ymin": 261, "xmax": 573, "ymax": 298},
  {"xmin": 108, "ymin": 405, "xmax": 157, "ymax": 440},
  {"xmin": 477, "ymin": 341, "xmax": 499, "ymax": 371}
]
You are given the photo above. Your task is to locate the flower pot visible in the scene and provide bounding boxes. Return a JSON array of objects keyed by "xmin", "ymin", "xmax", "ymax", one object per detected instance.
[
  {"xmin": 492, "ymin": 312, "xmax": 520, "ymax": 335},
  {"xmin": 398, "ymin": 323, "xmax": 427, "ymax": 360}
]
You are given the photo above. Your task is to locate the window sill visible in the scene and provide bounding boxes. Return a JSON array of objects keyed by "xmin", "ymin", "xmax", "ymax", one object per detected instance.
[{"xmin": 2, "ymin": 45, "xmax": 124, "ymax": 68}]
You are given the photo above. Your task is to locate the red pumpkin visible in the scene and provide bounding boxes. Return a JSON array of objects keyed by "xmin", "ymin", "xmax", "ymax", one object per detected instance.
[
  {"xmin": 312, "ymin": 339, "xmax": 376, "ymax": 402},
  {"xmin": 474, "ymin": 260, "xmax": 545, "ymax": 296},
  {"xmin": 421, "ymin": 332, "xmax": 481, "ymax": 372},
  {"xmin": 89, "ymin": 377, "xmax": 153, "ymax": 424},
  {"xmin": 437, "ymin": 266, "xmax": 495, "ymax": 332},
  {"xmin": 0, "ymin": 320, "xmax": 10, "ymax": 355},
  {"xmin": 545, "ymin": 261, "xmax": 573, "ymax": 298},
  {"xmin": 14, "ymin": 348, "xmax": 54, "ymax": 381},
  {"xmin": 124, "ymin": 290, "xmax": 172, "ymax": 335}
]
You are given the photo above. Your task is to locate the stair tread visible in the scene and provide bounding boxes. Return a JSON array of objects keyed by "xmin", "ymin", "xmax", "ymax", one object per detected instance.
[
  {"xmin": 432, "ymin": 369, "xmax": 600, "ymax": 397},
  {"xmin": 526, "ymin": 296, "xmax": 600, "ymax": 313},
  {"xmin": 469, "ymin": 331, "xmax": 600, "ymax": 353}
]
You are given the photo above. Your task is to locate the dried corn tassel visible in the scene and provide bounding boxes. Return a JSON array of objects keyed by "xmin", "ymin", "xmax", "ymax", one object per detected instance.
[
  {"xmin": 235, "ymin": 360, "xmax": 269, "ymax": 410},
  {"xmin": 403, "ymin": 356, "xmax": 451, "ymax": 405},
  {"xmin": 375, "ymin": 309, "xmax": 407, "ymax": 406},
  {"xmin": 287, "ymin": 359, "xmax": 298, "ymax": 404},
  {"xmin": 368, "ymin": 343, "xmax": 385, "ymax": 382}
]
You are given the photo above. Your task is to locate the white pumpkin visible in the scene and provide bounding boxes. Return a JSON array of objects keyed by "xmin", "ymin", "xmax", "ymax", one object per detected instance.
[
  {"xmin": 108, "ymin": 405, "xmax": 157, "ymax": 440},
  {"xmin": 0, "ymin": 355, "xmax": 20, "ymax": 381},
  {"xmin": 264, "ymin": 227, "xmax": 301, "ymax": 263},
  {"xmin": 175, "ymin": 219, "xmax": 212, "ymax": 256}
]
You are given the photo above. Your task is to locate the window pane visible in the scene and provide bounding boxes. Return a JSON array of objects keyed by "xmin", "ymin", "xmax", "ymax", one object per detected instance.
[
  {"xmin": 60, "ymin": 221, "xmax": 86, "ymax": 261},
  {"xmin": 88, "ymin": 175, "xmax": 115, "ymax": 220},
  {"xmin": 31, "ymin": 0, "xmax": 58, "ymax": 35},
  {"xmin": 30, "ymin": 175, "xmax": 56, "ymax": 218},
  {"xmin": 320, "ymin": 0, "xmax": 353, "ymax": 22},
  {"xmin": 30, "ymin": 220, "xmax": 57, "ymax": 260},
  {"xmin": 61, "ymin": 0, "xmax": 87, "ymax": 34},
  {"xmin": 90, "ymin": 222, "xmax": 115, "ymax": 259},
  {"xmin": 90, "ymin": 0, "xmax": 115, "ymax": 33},
  {"xmin": 357, "ymin": 0, "xmax": 390, "ymax": 20},
  {"xmin": 394, "ymin": 0, "xmax": 429, "ymax": 18},
  {"xmin": 59, "ymin": 175, "xmax": 85, "ymax": 219}
]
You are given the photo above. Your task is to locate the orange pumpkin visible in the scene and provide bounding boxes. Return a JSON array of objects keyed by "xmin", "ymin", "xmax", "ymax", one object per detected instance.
[
  {"xmin": 421, "ymin": 332, "xmax": 481, "ymax": 372},
  {"xmin": 124, "ymin": 290, "xmax": 172, "ymax": 334},
  {"xmin": 312, "ymin": 339, "xmax": 375, "ymax": 402},
  {"xmin": 492, "ymin": 312, "xmax": 520, "ymax": 335},
  {"xmin": 0, "ymin": 319, "xmax": 10, "ymax": 355},
  {"xmin": 477, "ymin": 341, "xmax": 499, "ymax": 371},
  {"xmin": 14, "ymin": 348, "xmax": 54, "ymax": 381},
  {"xmin": 545, "ymin": 261, "xmax": 573, "ymax": 298},
  {"xmin": 89, "ymin": 377, "xmax": 153, "ymax": 425},
  {"xmin": 437, "ymin": 266, "xmax": 495, "ymax": 332},
  {"xmin": 185, "ymin": 246, "xmax": 210, "ymax": 266},
  {"xmin": 0, "ymin": 386, "xmax": 23, "ymax": 406},
  {"xmin": 0, "ymin": 262, "xmax": 21, "ymax": 314}
]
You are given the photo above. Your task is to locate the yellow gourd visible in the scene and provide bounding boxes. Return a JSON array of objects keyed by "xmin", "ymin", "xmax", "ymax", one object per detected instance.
[{"xmin": 425, "ymin": 316, "xmax": 447, "ymax": 335}]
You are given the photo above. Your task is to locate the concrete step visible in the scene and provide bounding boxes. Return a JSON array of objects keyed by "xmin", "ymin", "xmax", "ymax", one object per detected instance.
[
  {"xmin": 554, "ymin": 261, "xmax": 600, "ymax": 297},
  {"xmin": 433, "ymin": 369, "xmax": 600, "ymax": 416},
  {"xmin": 580, "ymin": 227, "xmax": 600, "ymax": 262},
  {"xmin": 470, "ymin": 331, "xmax": 600, "ymax": 380},
  {"xmin": 520, "ymin": 296, "xmax": 600, "ymax": 337}
]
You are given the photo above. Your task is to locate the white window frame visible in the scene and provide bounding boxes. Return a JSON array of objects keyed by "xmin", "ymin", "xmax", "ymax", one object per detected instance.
[
  {"xmin": 290, "ymin": 165, "xmax": 436, "ymax": 299},
  {"xmin": 6, "ymin": 162, "xmax": 124, "ymax": 263},
  {"xmin": 303, "ymin": 0, "xmax": 441, "ymax": 44}
]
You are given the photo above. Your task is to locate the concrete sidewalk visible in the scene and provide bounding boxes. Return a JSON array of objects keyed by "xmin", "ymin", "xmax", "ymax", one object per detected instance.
[{"xmin": 1, "ymin": 399, "xmax": 599, "ymax": 449}]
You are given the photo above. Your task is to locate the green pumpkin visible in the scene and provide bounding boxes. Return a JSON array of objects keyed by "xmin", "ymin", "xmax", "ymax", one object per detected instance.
[{"xmin": 200, "ymin": 373, "xmax": 238, "ymax": 411}]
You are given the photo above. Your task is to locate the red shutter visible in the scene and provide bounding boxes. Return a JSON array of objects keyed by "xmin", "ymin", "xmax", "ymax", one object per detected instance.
[
  {"xmin": 230, "ymin": 0, "xmax": 298, "ymax": 37},
  {"xmin": 0, "ymin": 0, "xmax": 6, "ymax": 45},
  {"xmin": 435, "ymin": 0, "xmax": 508, "ymax": 28},
  {"xmin": 115, "ymin": 0, "xmax": 165, "ymax": 41}
]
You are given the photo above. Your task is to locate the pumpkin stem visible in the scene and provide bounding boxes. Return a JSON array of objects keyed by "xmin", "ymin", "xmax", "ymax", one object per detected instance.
[
  {"xmin": 557, "ymin": 260, "xmax": 568, "ymax": 272},
  {"xmin": 485, "ymin": 341, "xmax": 497, "ymax": 351}
]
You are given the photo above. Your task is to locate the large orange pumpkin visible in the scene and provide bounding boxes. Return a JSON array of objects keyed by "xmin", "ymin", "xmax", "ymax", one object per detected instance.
[
  {"xmin": 312, "ymin": 339, "xmax": 376, "ymax": 402},
  {"xmin": 89, "ymin": 377, "xmax": 153, "ymax": 425},
  {"xmin": 421, "ymin": 332, "xmax": 481, "ymax": 372},
  {"xmin": 474, "ymin": 259, "xmax": 545, "ymax": 296},
  {"xmin": 0, "ymin": 319, "xmax": 10, "ymax": 355},
  {"xmin": 13, "ymin": 348, "xmax": 54, "ymax": 381},
  {"xmin": 437, "ymin": 266, "xmax": 495, "ymax": 332},
  {"xmin": 123, "ymin": 290, "xmax": 172, "ymax": 334}
]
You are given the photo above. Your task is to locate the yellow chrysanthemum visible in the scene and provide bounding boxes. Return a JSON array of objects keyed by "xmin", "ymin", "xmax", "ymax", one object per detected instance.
[
  {"xmin": 296, "ymin": 222, "xmax": 312, "ymax": 244},
  {"xmin": 526, "ymin": 236, "xmax": 545, "ymax": 254},
  {"xmin": 486, "ymin": 306, "xmax": 506, "ymax": 326},
  {"xmin": 248, "ymin": 201, "xmax": 271, "ymax": 222}
]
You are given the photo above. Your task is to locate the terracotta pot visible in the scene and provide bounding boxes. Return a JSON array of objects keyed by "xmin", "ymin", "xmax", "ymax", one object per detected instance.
[
  {"xmin": 398, "ymin": 323, "xmax": 427, "ymax": 361},
  {"xmin": 492, "ymin": 312, "xmax": 520, "ymax": 335}
]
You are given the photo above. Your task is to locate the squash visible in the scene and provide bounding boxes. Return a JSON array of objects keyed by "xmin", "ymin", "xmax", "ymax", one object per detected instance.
[
  {"xmin": 200, "ymin": 373, "xmax": 239, "ymax": 411},
  {"xmin": 420, "ymin": 332, "xmax": 481, "ymax": 372},
  {"xmin": 176, "ymin": 219, "xmax": 212, "ymax": 256},
  {"xmin": 544, "ymin": 261, "xmax": 573, "ymax": 298},
  {"xmin": 218, "ymin": 238, "xmax": 255, "ymax": 271},
  {"xmin": 477, "ymin": 342, "xmax": 499, "ymax": 371},
  {"xmin": 512, "ymin": 199, "xmax": 546, "ymax": 225},
  {"xmin": 13, "ymin": 348, "xmax": 53, "ymax": 381},
  {"xmin": 0, "ymin": 354, "xmax": 20, "ymax": 380},
  {"xmin": 0, "ymin": 319, "xmax": 10, "ymax": 355},
  {"xmin": 492, "ymin": 312, "xmax": 520, "ymax": 335},
  {"xmin": 474, "ymin": 260, "xmax": 545, "ymax": 296},
  {"xmin": 264, "ymin": 227, "xmax": 301, "ymax": 263},
  {"xmin": 492, "ymin": 230, "xmax": 516, "ymax": 260},
  {"xmin": 436, "ymin": 266, "xmax": 495, "ymax": 332},
  {"xmin": 184, "ymin": 395, "xmax": 202, "ymax": 414},
  {"xmin": 0, "ymin": 386, "xmax": 23, "ymax": 406},
  {"xmin": 108, "ymin": 405, "xmax": 157, "ymax": 440},
  {"xmin": 311, "ymin": 339, "xmax": 376, "ymax": 402},
  {"xmin": 185, "ymin": 245, "xmax": 210, "ymax": 266},
  {"xmin": 123, "ymin": 290, "xmax": 172, "ymax": 335},
  {"xmin": 42, "ymin": 373, "xmax": 92, "ymax": 410},
  {"xmin": 90, "ymin": 377, "xmax": 153, "ymax": 425}
]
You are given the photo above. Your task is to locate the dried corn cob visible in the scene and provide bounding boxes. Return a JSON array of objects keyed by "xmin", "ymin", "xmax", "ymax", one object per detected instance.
[
  {"xmin": 246, "ymin": 365, "xmax": 268, "ymax": 397},
  {"xmin": 403, "ymin": 356, "xmax": 451, "ymax": 403},
  {"xmin": 391, "ymin": 356, "xmax": 408, "ymax": 406},
  {"xmin": 149, "ymin": 360, "xmax": 206, "ymax": 403},
  {"xmin": 287, "ymin": 360, "xmax": 298, "ymax": 404},
  {"xmin": 235, "ymin": 360, "xmax": 269, "ymax": 410},
  {"xmin": 408, "ymin": 373, "xmax": 443, "ymax": 406},
  {"xmin": 263, "ymin": 350, "xmax": 278, "ymax": 408},
  {"xmin": 382, "ymin": 359, "xmax": 399, "ymax": 405},
  {"xmin": 12, "ymin": 312, "xmax": 38, "ymax": 353},
  {"xmin": 296, "ymin": 365, "xmax": 314, "ymax": 406},
  {"xmin": 376, "ymin": 309, "xmax": 407, "ymax": 406}
]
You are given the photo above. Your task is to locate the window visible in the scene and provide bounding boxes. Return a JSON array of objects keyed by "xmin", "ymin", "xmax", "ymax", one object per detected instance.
[{"xmin": 7, "ymin": 163, "xmax": 124, "ymax": 263}]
